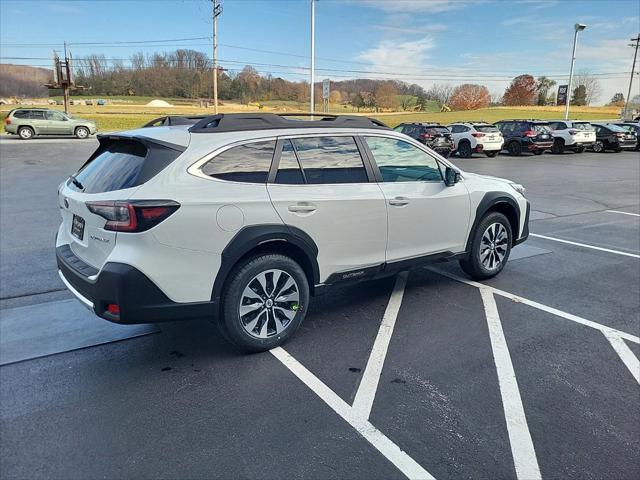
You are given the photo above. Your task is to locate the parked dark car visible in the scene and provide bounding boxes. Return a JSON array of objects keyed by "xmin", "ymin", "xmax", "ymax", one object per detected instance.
[
  {"xmin": 611, "ymin": 122, "xmax": 640, "ymax": 151},
  {"xmin": 393, "ymin": 122, "xmax": 454, "ymax": 157},
  {"xmin": 591, "ymin": 123, "xmax": 637, "ymax": 152},
  {"xmin": 493, "ymin": 119, "xmax": 554, "ymax": 156}
]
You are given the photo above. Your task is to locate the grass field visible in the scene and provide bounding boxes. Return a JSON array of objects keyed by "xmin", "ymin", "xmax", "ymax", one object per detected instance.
[{"xmin": 1, "ymin": 99, "xmax": 621, "ymax": 133}]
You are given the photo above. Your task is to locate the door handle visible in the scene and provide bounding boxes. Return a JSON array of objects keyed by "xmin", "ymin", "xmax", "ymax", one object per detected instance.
[
  {"xmin": 288, "ymin": 203, "xmax": 317, "ymax": 213},
  {"xmin": 389, "ymin": 197, "xmax": 409, "ymax": 207}
]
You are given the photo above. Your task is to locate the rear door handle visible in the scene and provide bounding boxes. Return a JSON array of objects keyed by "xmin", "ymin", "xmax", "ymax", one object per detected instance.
[
  {"xmin": 389, "ymin": 197, "xmax": 409, "ymax": 207},
  {"xmin": 288, "ymin": 203, "xmax": 317, "ymax": 213}
]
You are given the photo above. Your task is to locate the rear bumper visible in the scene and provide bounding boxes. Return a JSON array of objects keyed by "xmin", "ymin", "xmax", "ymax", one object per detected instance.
[
  {"xmin": 56, "ymin": 245, "xmax": 215, "ymax": 324},
  {"xmin": 527, "ymin": 141, "xmax": 553, "ymax": 150}
]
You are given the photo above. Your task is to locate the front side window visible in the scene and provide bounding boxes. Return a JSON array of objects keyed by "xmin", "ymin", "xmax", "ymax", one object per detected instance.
[
  {"xmin": 291, "ymin": 136, "xmax": 368, "ymax": 184},
  {"xmin": 202, "ymin": 140, "xmax": 275, "ymax": 183},
  {"xmin": 364, "ymin": 136, "xmax": 442, "ymax": 183},
  {"xmin": 46, "ymin": 111, "xmax": 66, "ymax": 121}
]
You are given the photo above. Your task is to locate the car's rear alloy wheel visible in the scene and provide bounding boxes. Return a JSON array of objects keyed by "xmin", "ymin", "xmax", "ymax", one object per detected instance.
[
  {"xmin": 458, "ymin": 142, "xmax": 472, "ymax": 158},
  {"xmin": 221, "ymin": 253, "xmax": 309, "ymax": 351},
  {"xmin": 593, "ymin": 141, "xmax": 604, "ymax": 153},
  {"xmin": 551, "ymin": 139, "xmax": 564, "ymax": 154},
  {"xmin": 18, "ymin": 126, "xmax": 34, "ymax": 140},
  {"xmin": 75, "ymin": 127, "xmax": 89, "ymax": 139},
  {"xmin": 459, "ymin": 211, "xmax": 512, "ymax": 280},
  {"xmin": 239, "ymin": 269, "xmax": 300, "ymax": 339},
  {"xmin": 508, "ymin": 141, "xmax": 521, "ymax": 156}
]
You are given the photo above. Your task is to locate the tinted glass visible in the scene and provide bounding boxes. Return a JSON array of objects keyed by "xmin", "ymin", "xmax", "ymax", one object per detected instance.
[
  {"xmin": 572, "ymin": 122, "xmax": 593, "ymax": 131},
  {"xmin": 275, "ymin": 140, "xmax": 305, "ymax": 185},
  {"xmin": 475, "ymin": 125, "xmax": 499, "ymax": 133},
  {"xmin": 292, "ymin": 136, "xmax": 367, "ymax": 184},
  {"xmin": 364, "ymin": 136, "xmax": 442, "ymax": 182},
  {"xmin": 12, "ymin": 110, "xmax": 30, "ymax": 119},
  {"xmin": 425, "ymin": 127, "xmax": 450, "ymax": 135},
  {"xmin": 30, "ymin": 111, "xmax": 45, "ymax": 119},
  {"xmin": 606, "ymin": 124, "xmax": 626, "ymax": 133},
  {"xmin": 202, "ymin": 140, "xmax": 274, "ymax": 183},
  {"xmin": 74, "ymin": 140, "xmax": 148, "ymax": 193},
  {"xmin": 46, "ymin": 111, "xmax": 66, "ymax": 121}
]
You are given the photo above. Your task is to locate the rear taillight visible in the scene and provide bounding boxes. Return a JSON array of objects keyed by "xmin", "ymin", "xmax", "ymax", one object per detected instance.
[
  {"xmin": 419, "ymin": 133, "xmax": 432, "ymax": 140},
  {"xmin": 523, "ymin": 130, "xmax": 537, "ymax": 137},
  {"xmin": 86, "ymin": 200, "xmax": 180, "ymax": 232},
  {"xmin": 4, "ymin": 118, "xmax": 11, "ymax": 125},
  {"xmin": 471, "ymin": 132, "xmax": 485, "ymax": 138}
]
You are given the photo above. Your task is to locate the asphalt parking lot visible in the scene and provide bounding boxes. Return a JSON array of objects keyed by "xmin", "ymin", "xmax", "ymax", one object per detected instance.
[{"xmin": 1, "ymin": 137, "xmax": 638, "ymax": 480}]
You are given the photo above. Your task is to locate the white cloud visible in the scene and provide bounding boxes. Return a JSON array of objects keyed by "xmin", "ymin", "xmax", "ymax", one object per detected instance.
[{"xmin": 356, "ymin": 36, "xmax": 435, "ymax": 74}]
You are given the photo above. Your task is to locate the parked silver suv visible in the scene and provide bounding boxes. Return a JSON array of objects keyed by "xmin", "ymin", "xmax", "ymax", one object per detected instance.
[{"xmin": 4, "ymin": 108, "xmax": 97, "ymax": 139}]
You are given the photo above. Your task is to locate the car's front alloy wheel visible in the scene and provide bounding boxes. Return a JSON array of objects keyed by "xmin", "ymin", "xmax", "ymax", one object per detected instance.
[{"xmin": 460, "ymin": 211, "xmax": 512, "ymax": 280}]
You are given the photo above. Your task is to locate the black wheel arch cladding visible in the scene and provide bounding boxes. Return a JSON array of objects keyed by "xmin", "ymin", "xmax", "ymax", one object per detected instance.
[
  {"xmin": 211, "ymin": 224, "xmax": 320, "ymax": 302},
  {"xmin": 466, "ymin": 192, "xmax": 521, "ymax": 252}
]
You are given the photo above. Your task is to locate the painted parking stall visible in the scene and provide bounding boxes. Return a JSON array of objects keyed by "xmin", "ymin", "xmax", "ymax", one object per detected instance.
[{"xmin": 1, "ymin": 142, "xmax": 639, "ymax": 479}]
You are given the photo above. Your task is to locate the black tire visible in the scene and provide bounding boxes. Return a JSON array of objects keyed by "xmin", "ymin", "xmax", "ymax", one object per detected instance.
[
  {"xmin": 533, "ymin": 149, "xmax": 544, "ymax": 155},
  {"xmin": 17, "ymin": 126, "xmax": 34, "ymax": 140},
  {"xmin": 75, "ymin": 126, "xmax": 90, "ymax": 139},
  {"xmin": 458, "ymin": 141, "xmax": 473, "ymax": 158},
  {"xmin": 551, "ymin": 138, "xmax": 564, "ymax": 154},
  {"xmin": 592, "ymin": 140, "xmax": 605, "ymax": 153},
  {"xmin": 485, "ymin": 151, "xmax": 499, "ymax": 157},
  {"xmin": 221, "ymin": 253, "xmax": 310, "ymax": 352},
  {"xmin": 459, "ymin": 212, "xmax": 513, "ymax": 280},
  {"xmin": 507, "ymin": 141, "xmax": 522, "ymax": 156}
]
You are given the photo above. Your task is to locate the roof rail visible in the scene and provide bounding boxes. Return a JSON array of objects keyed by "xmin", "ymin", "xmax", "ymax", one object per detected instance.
[
  {"xmin": 142, "ymin": 115, "xmax": 208, "ymax": 128},
  {"xmin": 188, "ymin": 112, "xmax": 389, "ymax": 133}
]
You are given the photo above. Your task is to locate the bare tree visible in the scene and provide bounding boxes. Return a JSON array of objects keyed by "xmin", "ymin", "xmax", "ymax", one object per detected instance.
[
  {"xmin": 426, "ymin": 83, "xmax": 454, "ymax": 106},
  {"xmin": 574, "ymin": 71, "xmax": 602, "ymax": 105}
]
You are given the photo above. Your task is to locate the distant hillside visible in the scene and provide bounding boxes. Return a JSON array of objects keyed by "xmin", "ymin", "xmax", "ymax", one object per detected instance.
[{"xmin": 0, "ymin": 64, "xmax": 52, "ymax": 97}]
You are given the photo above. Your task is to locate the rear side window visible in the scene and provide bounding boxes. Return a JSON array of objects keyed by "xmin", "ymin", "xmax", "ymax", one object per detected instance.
[
  {"xmin": 72, "ymin": 138, "xmax": 181, "ymax": 193},
  {"xmin": 12, "ymin": 110, "xmax": 30, "ymax": 119},
  {"xmin": 275, "ymin": 140, "xmax": 305, "ymax": 185},
  {"xmin": 30, "ymin": 111, "xmax": 45, "ymax": 119},
  {"xmin": 202, "ymin": 140, "xmax": 274, "ymax": 183},
  {"xmin": 292, "ymin": 136, "xmax": 368, "ymax": 184}
]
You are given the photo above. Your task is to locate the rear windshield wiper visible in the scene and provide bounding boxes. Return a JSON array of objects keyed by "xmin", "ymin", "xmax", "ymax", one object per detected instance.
[{"xmin": 69, "ymin": 174, "xmax": 84, "ymax": 191}]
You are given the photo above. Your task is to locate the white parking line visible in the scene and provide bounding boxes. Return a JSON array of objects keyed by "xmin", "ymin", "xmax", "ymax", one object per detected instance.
[
  {"xmin": 530, "ymin": 233, "xmax": 640, "ymax": 259},
  {"xmin": 352, "ymin": 272, "xmax": 408, "ymax": 421},
  {"xmin": 434, "ymin": 269, "xmax": 640, "ymax": 344},
  {"xmin": 602, "ymin": 331, "xmax": 640, "ymax": 385},
  {"xmin": 606, "ymin": 210, "xmax": 640, "ymax": 217},
  {"xmin": 480, "ymin": 288, "xmax": 541, "ymax": 480},
  {"xmin": 271, "ymin": 346, "xmax": 435, "ymax": 480}
]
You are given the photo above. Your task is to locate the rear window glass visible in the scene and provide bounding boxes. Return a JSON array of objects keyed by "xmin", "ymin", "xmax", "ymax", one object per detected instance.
[
  {"xmin": 475, "ymin": 125, "xmax": 499, "ymax": 133},
  {"xmin": 202, "ymin": 140, "xmax": 274, "ymax": 183},
  {"xmin": 606, "ymin": 124, "xmax": 626, "ymax": 133},
  {"xmin": 425, "ymin": 127, "xmax": 450, "ymax": 135},
  {"xmin": 532, "ymin": 123, "xmax": 551, "ymax": 133},
  {"xmin": 72, "ymin": 138, "xmax": 180, "ymax": 193},
  {"xmin": 572, "ymin": 122, "xmax": 594, "ymax": 131}
]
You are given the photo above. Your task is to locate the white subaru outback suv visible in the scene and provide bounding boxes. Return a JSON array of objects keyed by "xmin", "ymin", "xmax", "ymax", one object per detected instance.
[
  {"xmin": 448, "ymin": 122, "xmax": 504, "ymax": 158},
  {"xmin": 56, "ymin": 114, "xmax": 529, "ymax": 351}
]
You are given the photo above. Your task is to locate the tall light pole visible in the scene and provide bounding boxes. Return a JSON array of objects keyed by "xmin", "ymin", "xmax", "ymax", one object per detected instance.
[
  {"xmin": 564, "ymin": 23, "xmax": 586, "ymax": 120},
  {"xmin": 623, "ymin": 35, "xmax": 639, "ymax": 120},
  {"xmin": 310, "ymin": 0, "xmax": 316, "ymax": 114},
  {"xmin": 212, "ymin": 0, "xmax": 222, "ymax": 114}
]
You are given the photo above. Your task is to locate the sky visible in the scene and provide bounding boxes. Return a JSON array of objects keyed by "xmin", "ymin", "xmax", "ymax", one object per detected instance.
[{"xmin": 1, "ymin": 0, "xmax": 639, "ymax": 105}]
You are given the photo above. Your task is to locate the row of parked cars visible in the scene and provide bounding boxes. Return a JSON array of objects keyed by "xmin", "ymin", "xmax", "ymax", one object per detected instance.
[{"xmin": 394, "ymin": 119, "xmax": 640, "ymax": 157}]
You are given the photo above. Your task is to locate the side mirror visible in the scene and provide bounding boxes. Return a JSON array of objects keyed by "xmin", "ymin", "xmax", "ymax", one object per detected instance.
[{"xmin": 444, "ymin": 166, "xmax": 460, "ymax": 186}]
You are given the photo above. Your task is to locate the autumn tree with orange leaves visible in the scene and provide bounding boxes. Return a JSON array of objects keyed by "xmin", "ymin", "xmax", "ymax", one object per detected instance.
[{"xmin": 449, "ymin": 84, "xmax": 491, "ymax": 110}]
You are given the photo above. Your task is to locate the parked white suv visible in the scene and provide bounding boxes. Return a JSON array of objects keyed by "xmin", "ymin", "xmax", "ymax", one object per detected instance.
[
  {"xmin": 56, "ymin": 114, "xmax": 530, "ymax": 351},
  {"xmin": 448, "ymin": 122, "xmax": 504, "ymax": 158},
  {"xmin": 547, "ymin": 120, "xmax": 596, "ymax": 154}
]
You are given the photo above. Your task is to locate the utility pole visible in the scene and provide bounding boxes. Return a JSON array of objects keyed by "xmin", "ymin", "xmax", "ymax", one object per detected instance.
[
  {"xmin": 623, "ymin": 34, "xmax": 639, "ymax": 120},
  {"xmin": 310, "ymin": 0, "xmax": 315, "ymax": 115},
  {"xmin": 212, "ymin": 0, "xmax": 222, "ymax": 114}
]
